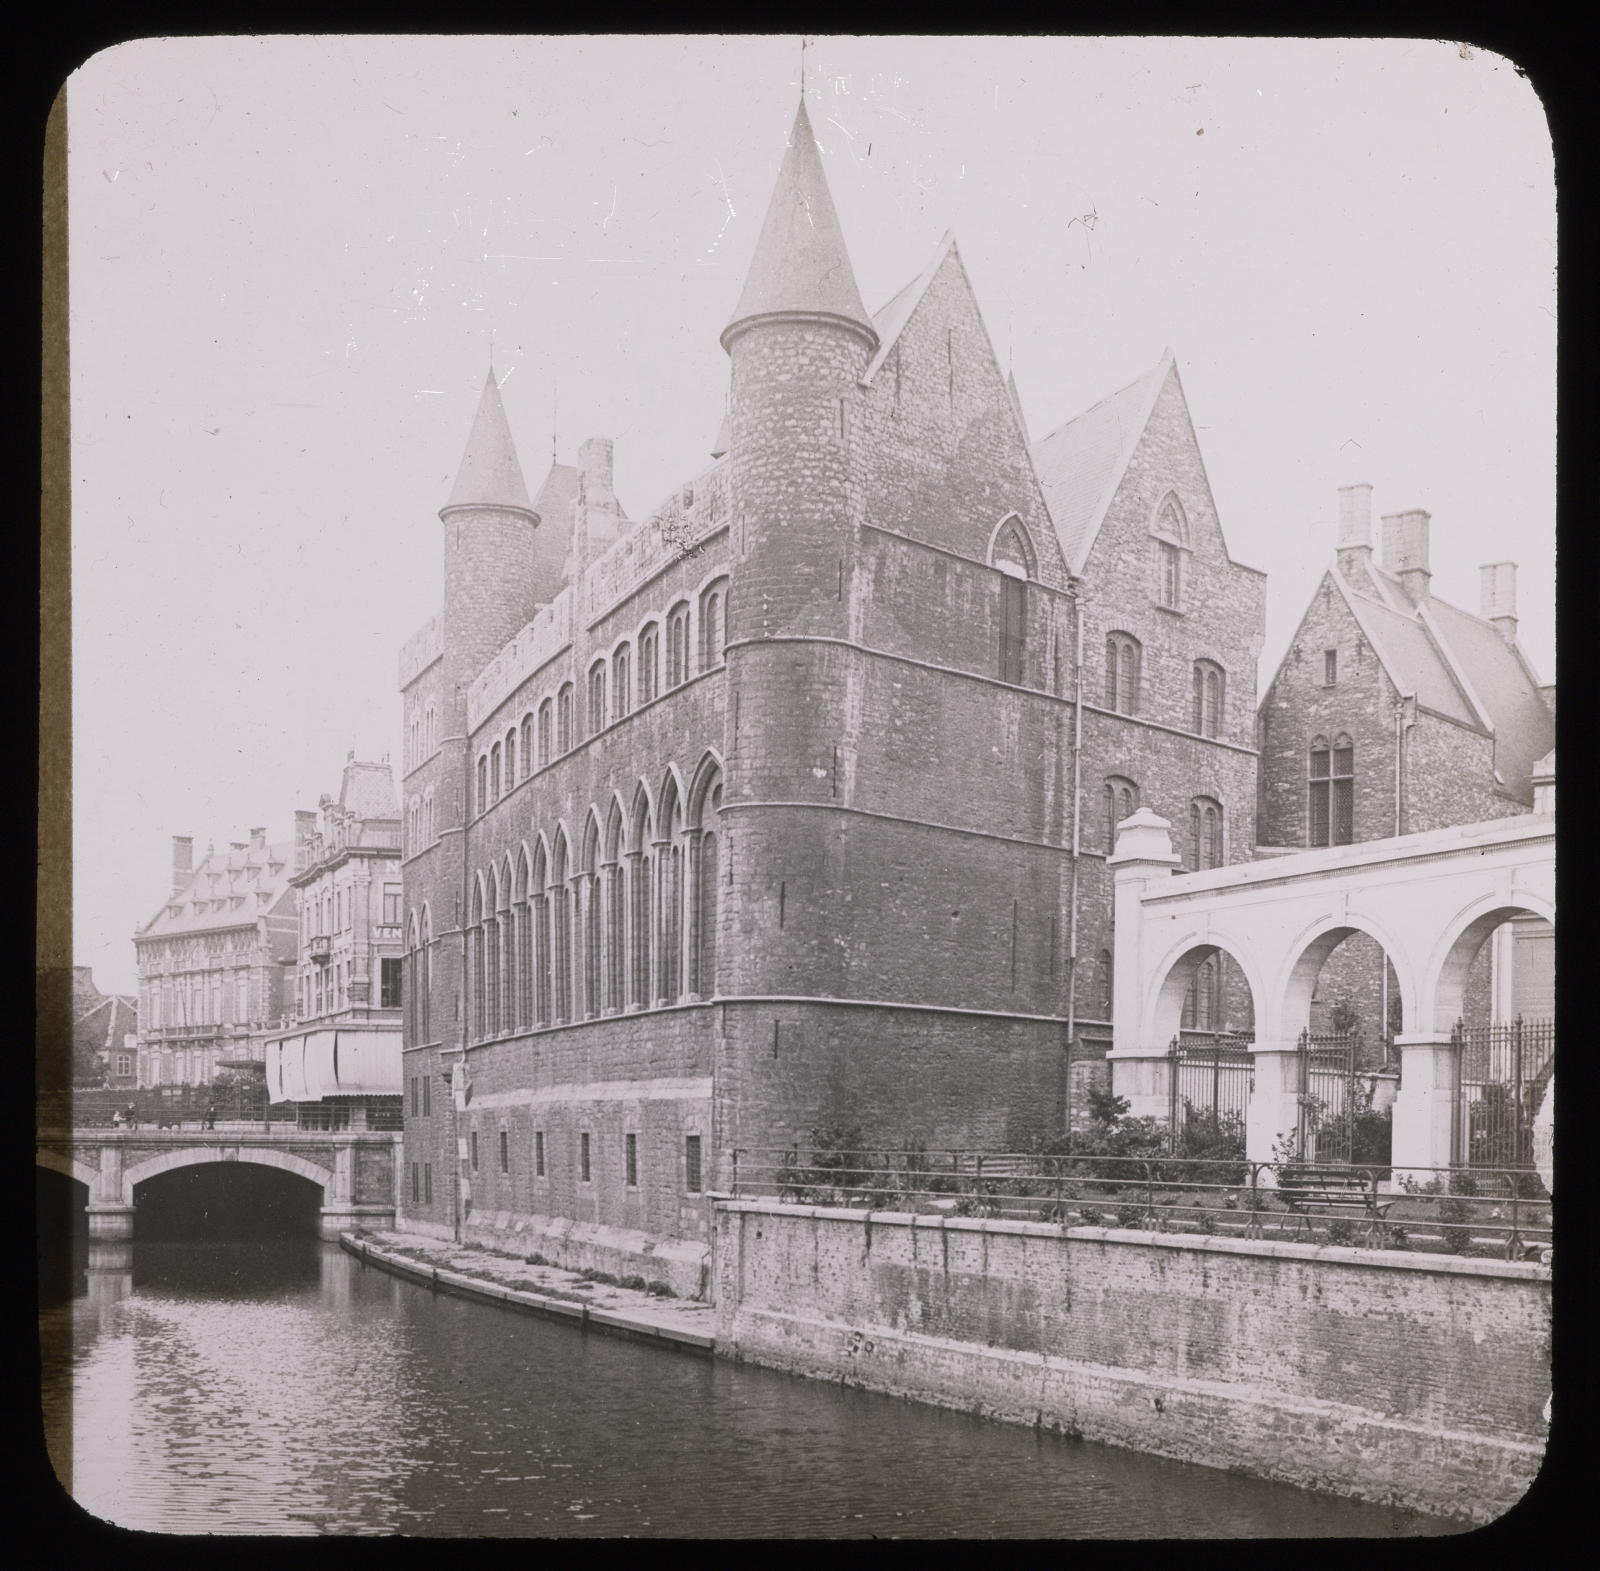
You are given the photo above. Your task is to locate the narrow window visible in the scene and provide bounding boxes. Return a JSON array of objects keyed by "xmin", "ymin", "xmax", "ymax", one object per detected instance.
[
  {"xmin": 1153, "ymin": 494, "xmax": 1188, "ymax": 609},
  {"xmin": 588, "ymin": 661, "xmax": 607, "ymax": 733},
  {"xmin": 1158, "ymin": 541, "xmax": 1181, "ymax": 607},
  {"xmin": 639, "ymin": 626, "xmax": 659, "ymax": 703},
  {"xmin": 1331, "ymin": 735, "xmax": 1354, "ymax": 845},
  {"xmin": 625, "ymin": 1131, "xmax": 638, "ymax": 1188},
  {"xmin": 499, "ymin": 1130, "xmax": 509, "ymax": 1173},
  {"xmin": 470, "ymin": 1130, "xmax": 479, "ymax": 1171},
  {"xmin": 538, "ymin": 701, "xmax": 553, "ymax": 767},
  {"xmin": 613, "ymin": 645, "xmax": 631, "ymax": 717},
  {"xmin": 1104, "ymin": 777, "xmax": 1139, "ymax": 853},
  {"xmin": 476, "ymin": 756, "xmax": 488, "ymax": 815},
  {"xmin": 411, "ymin": 1162, "xmax": 420, "ymax": 1202},
  {"xmin": 667, "ymin": 604, "xmax": 689, "ymax": 688},
  {"xmin": 520, "ymin": 714, "xmax": 533, "ymax": 773},
  {"xmin": 557, "ymin": 685, "xmax": 574, "ymax": 752},
  {"xmin": 381, "ymin": 957, "xmax": 402, "ymax": 1009},
  {"xmin": 1192, "ymin": 661, "xmax": 1225, "ymax": 738},
  {"xmin": 422, "ymin": 1073, "xmax": 431, "ymax": 1117},
  {"xmin": 1324, "ymin": 649, "xmax": 1338, "ymax": 687},
  {"xmin": 685, "ymin": 1134, "xmax": 703, "ymax": 1194},
  {"xmin": 700, "ymin": 585, "xmax": 725, "ymax": 670},
  {"xmin": 1105, "ymin": 634, "xmax": 1141, "ymax": 715},
  {"xmin": 423, "ymin": 1163, "xmax": 433, "ymax": 1204},
  {"xmin": 580, "ymin": 1131, "xmax": 592, "ymax": 1183},
  {"xmin": 999, "ymin": 574, "xmax": 1027, "ymax": 685},
  {"xmin": 410, "ymin": 1075, "xmax": 418, "ymax": 1116},
  {"xmin": 490, "ymin": 744, "xmax": 501, "ymax": 802},
  {"xmin": 535, "ymin": 1130, "xmax": 545, "ymax": 1177}
]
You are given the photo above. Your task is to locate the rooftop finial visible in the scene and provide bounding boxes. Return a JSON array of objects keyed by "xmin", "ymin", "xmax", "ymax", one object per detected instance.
[{"xmin": 800, "ymin": 34, "xmax": 807, "ymax": 98}]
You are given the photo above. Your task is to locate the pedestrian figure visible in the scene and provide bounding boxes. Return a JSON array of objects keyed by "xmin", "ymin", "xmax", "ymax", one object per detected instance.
[
  {"xmin": 204, "ymin": 1103, "xmax": 217, "ymax": 1131},
  {"xmin": 110, "ymin": 1109, "xmax": 125, "ymax": 1129},
  {"xmin": 126, "ymin": 1101, "xmax": 139, "ymax": 1131}
]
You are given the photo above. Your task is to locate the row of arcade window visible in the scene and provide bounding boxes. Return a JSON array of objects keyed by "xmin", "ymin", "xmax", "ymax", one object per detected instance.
[
  {"xmin": 475, "ymin": 580, "xmax": 727, "ymax": 817},
  {"xmin": 1103, "ymin": 777, "xmax": 1226, "ymax": 870}
]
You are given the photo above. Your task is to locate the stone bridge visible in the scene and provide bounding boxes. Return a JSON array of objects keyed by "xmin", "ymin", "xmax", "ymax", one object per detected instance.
[
  {"xmin": 36, "ymin": 1126, "xmax": 401, "ymax": 1239},
  {"xmin": 1109, "ymin": 809, "xmax": 1555, "ymax": 1174}
]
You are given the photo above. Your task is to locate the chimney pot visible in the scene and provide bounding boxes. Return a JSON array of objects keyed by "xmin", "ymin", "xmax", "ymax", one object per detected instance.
[
  {"xmin": 171, "ymin": 835, "xmax": 194, "ymax": 893},
  {"xmin": 1337, "ymin": 483, "xmax": 1373, "ymax": 549},
  {"xmin": 1479, "ymin": 561, "xmax": 1518, "ymax": 641},
  {"xmin": 1380, "ymin": 509, "xmax": 1432, "ymax": 604},
  {"xmin": 249, "ymin": 827, "xmax": 267, "ymax": 849}
]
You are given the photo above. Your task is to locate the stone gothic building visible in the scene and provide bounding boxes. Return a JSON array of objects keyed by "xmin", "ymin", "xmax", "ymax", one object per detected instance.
[{"xmin": 396, "ymin": 100, "xmax": 1265, "ymax": 1287}]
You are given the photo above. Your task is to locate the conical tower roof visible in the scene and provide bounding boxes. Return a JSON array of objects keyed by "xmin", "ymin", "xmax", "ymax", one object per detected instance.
[
  {"xmin": 721, "ymin": 100, "xmax": 876, "ymax": 353},
  {"xmin": 442, "ymin": 366, "xmax": 535, "ymax": 515}
]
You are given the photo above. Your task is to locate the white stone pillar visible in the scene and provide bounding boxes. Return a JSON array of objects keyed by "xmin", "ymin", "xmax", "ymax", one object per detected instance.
[
  {"xmin": 1245, "ymin": 1047, "xmax": 1303, "ymax": 1177},
  {"xmin": 1391, "ymin": 1032, "xmax": 1458, "ymax": 1182},
  {"xmin": 1106, "ymin": 810, "xmax": 1179, "ymax": 1120}
]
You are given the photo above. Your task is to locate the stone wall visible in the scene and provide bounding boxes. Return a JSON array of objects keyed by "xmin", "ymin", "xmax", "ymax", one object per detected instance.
[{"xmin": 713, "ymin": 1200, "xmax": 1550, "ymax": 1523}]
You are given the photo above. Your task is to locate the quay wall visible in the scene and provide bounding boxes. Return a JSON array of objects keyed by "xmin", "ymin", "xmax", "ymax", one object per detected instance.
[{"xmin": 710, "ymin": 1200, "xmax": 1550, "ymax": 1524}]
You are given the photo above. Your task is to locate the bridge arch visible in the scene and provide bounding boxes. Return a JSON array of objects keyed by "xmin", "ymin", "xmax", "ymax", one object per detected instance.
[
  {"xmin": 1277, "ymin": 912, "xmax": 1418, "ymax": 1043},
  {"xmin": 122, "ymin": 1146, "xmax": 333, "ymax": 1207},
  {"xmin": 1426, "ymin": 895, "xmax": 1556, "ymax": 1033},
  {"xmin": 36, "ymin": 1148, "xmax": 101, "ymax": 1192}
]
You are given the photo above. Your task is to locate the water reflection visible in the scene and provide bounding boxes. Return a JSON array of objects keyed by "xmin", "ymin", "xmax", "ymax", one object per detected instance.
[{"xmin": 44, "ymin": 1239, "xmax": 1448, "ymax": 1539}]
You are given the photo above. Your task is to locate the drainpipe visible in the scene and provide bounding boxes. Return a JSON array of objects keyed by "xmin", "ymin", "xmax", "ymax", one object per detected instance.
[
  {"xmin": 1063, "ymin": 583, "xmax": 1085, "ymax": 1138},
  {"xmin": 1392, "ymin": 694, "xmax": 1414, "ymax": 837}
]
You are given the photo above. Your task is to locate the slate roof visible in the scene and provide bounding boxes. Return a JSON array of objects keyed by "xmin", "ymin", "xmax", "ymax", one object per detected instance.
[
  {"xmin": 338, "ymin": 758, "xmax": 398, "ymax": 821},
  {"xmin": 444, "ymin": 367, "xmax": 534, "ymax": 514},
  {"xmin": 74, "ymin": 986, "xmax": 138, "ymax": 1062},
  {"xmin": 138, "ymin": 838, "xmax": 297, "ymax": 940},
  {"xmin": 1330, "ymin": 563, "xmax": 1554, "ymax": 799},
  {"xmin": 1030, "ymin": 352, "xmax": 1174, "ymax": 574},
  {"xmin": 722, "ymin": 100, "xmax": 875, "ymax": 348},
  {"xmin": 861, "ymin": 231, "xmax": 955, "ymax": 384},
  {"xmin": 530, "ymin": 459, "xmax": 578, "ymax": 595}
]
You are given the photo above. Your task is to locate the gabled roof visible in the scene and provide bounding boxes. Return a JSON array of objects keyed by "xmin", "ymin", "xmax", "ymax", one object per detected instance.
[
  {"xmin": 861, "ymin": 231, "xmax": 956, "ymax": 384},
  {"xmin": 529, "ymin": 459, "xmax": 578, "ymax": 597},
  {"xmin": 1030, "ymin": 351, "xmax": 1174, "ymax": 574},
  {"xmin": 1332, "ymin": 577, "xmax": 1480, "ymax": 728},
  {"xmin": 721, "ymin": 100, "xmax": 875, "ymax": 351},
  {"xmin": 443, "ymin": 367, "xmax": 534, "ymax": 515}
]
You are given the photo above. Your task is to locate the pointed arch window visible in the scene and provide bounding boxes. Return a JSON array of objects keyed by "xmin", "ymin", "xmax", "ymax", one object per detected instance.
[
  {"xmin": 1188, "ymin": 797, "xmax": 1224, "ymax": 870},
  {"xmin": 516, "ymin": 857, "xmax": 533, "ymax": 1029},
  {"xmin": 991, "ymin": 517, "xmax": 1033, "ymax": 686},
  {"xmin": 469, "ymin": 884, "xmax": 487, "ymax": 1040},
  {"xmin": 1103, "ymin": 777, "xmax": 1139, "ymax": 854},
  {"xmin": 1099, "ymin": 948, "xmax": 1114, "ymax": 1021},
  {"xmin": 1182, "ymin": 956, "xmax": 1223, "ymax": 1031},
  {"xmin": 504, "ymin": 728, "xmax": 517, "ymax": 790},
  {"xmin": 1309, "ymin": 734, "xmax": 1355, "ymax": 847},
  {"xmin": 1152, "ymin": 492, "xmax": 1189, "ymax": 610},
  {"xmin": 538, "ymin": 701, "xmax": 553, "ymax": 768},
  {"xmin": 588, "ymin": 661, "xmax": 608, "ymax": 735},
  {"xmin": 557, "ymin": 684, "xmax": 574, "ymax": 753},
  {"xmin": 581, "ymin": 821, "xmax": 602, "ymax": 1019},
  {"xmin": 490, "ymin": 743, "xmax": 502, "ymax": 803},
  {"xmin": 476, "ymin": 756, "xmax": 489, "ymax": 816},
  {"xmin": 552, "ymin": 839, "xmax": 572, "ymax": 1023},
  {"xmin": 520, "ymin": 714, "xmax": 533, "ymax": 778},
  {"xmin": 532, "ymin": 847, "xmax": 551, "ymax": 1026},
  {"xmin": 639, "ymin": 625, "xmax": 660, "ymax": 704},
  {"xmin": 604, "ymin": 807, "xmax": 625, "ymax": 1014},
  {"xmin": 1192, "ymin": 660, "xmax": 1225, "ymax": 739},
  {"xmin": 700, "ymin": 580, "xmax": 728, "ymax": 671},
  {"xmin": 666, "ymin": 603, "xmax": 690, "ymax": 689},
  {"xmin": 613, "ymin": 644, "xmax": 631, "ymax": 719},
  {"xmin": 1105, "ymin": 633, "xmax": 1141, "ymax": 715},
  {"xmin": 692, "ymin": 776, "xmax": 723, "ymax": 997}
]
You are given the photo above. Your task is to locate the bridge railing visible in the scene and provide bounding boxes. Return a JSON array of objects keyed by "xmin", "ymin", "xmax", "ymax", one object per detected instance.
[{"xmin": 39, "ymin": 1086, "xmax": 298, "ymax": 1130}]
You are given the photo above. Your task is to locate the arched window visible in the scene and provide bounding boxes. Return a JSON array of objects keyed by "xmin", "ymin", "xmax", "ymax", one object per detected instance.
[
  {"xmin": 588, "ymin": 661, "xmax": 607, "ymax": 735},
  {"xmin": 484, "ymin": 873, "xmax": 502, "ymax": 1037},
  {"xmin": 991, "ymin": 517, "xmax": 1032, "ymax": 685},
  {"xmin": 552, "ymin": 835, "xmax": 572, "ymax": 1022},
  {"xmin": 419, "ymin": 908, "xmax": 432, "ymax": 1043},
  {"xmin": 1182, "ymin": 956, "xmax": 1222, "ymax": 1031},
  {"xmin": 1192, "ymin": 661, "xmax": 1225, "ymax": 739},
  {"xmin": 1309, "ymin": 734, "xmax": 1355, "ymax": 847},
  {"xmin": 1152, "ymin": 492, "xmax": 1188, "ymax": 610},
  {"xmin": 1105, "ymin": 633, "xmax": 1141, "ymax": 715},
  {"xmin": 692, "ymin": 777, "xmax": 723, "ymax": 997},
  {"xmin": 700, "ymin": 580, "xmax": 728, "ymax": 671},
  {"xmin": 405, "ymin": 914, "xmax": 420, "ymax": 1042},
  {"xmin": 520, "ymin": 714, "xmax": 533, "ymax": 777},
  {"xmin": 990, "ymin": 515, "xmax": 1035, "ymax": 578},
  {"xmin": 469, "ymin": 881, "xmax": 486, "ymax": 1040},
  {"xmin": 631, "ymin": 793, "xmax": 655, "ymax": 1007},
  {"xmin": 557, "ymin": 684, "xmax": 574, "ymax": 753},
  {"xmin": 666, "ymin": 603, "xmax": 690, "ymax": 689},
  {"xmin": 581, "ymin": 817, "xmax": 602, "ymax": 1019},
  {"xmin": 531, "ymin": 844, "xmax": 551, "ymax": 1026},
  {"xmin": 639, "ymin": 624, "xmax": 660, "ymax": 704},
  {"xmin": 604, "ymin": 803, "xmax": 625, "ymax": 1014},
  {"xmin": 490, "ymin": 743, "xmax": 502, "ymax": 803},
  {"xmin": 505, "ymin": 728, "xmax": 517, "ymax": 790},
  {"xmin": 657, "ymin": 785, "xmax": 684, "ymax": 1002},
  {"xmin": 424, "ymin": 790, "xmax": 434, "ymax": 845},
  {"xmin": 516, "ymin": 852, "xmax": 533, "ymax": 1029},
  {"xmin": 613, "ymin": 645, "xmax": 631, "ymax": 719},
  {"xmin": 538, "ymin": 700, "xmax": 553, "ymax": 768},
  {"xmin": 1188, "ymin": 797, "xmax": 1224, "ymax": 870},
  {"xmin": 1103, "ymin": 777, "xmax": 1139, "ymax": 854},
  {"xmin": 476, "ymin": 755, "xmax": 488, "ymax": 816},
  {"xmin": 1099, "ymin": 948, "xmax": 1114, "ymax": 1021}
]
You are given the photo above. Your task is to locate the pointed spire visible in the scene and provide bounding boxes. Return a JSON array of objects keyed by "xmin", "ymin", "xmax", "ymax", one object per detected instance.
[
  {"xmin": 721, "ymin": 100, "xmax": 877, "ymax": 353},
  {"xmin": 442, "ymin": 366, "xmax": 534, "ymax": 516}
]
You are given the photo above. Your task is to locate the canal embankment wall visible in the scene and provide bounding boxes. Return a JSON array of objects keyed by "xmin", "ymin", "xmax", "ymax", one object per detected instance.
[{"xmin": 710, "ymin": 1201, "xmax": 1551, "ymax": 1525}]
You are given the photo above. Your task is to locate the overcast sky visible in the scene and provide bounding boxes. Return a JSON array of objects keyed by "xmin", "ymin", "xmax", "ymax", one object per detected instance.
[{"xmin": 67, "ymin": 35, "xmax": 1554, "ymax": 993}]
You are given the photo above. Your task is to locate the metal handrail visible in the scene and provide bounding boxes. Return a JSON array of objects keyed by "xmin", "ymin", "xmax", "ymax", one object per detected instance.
[{"xmin": 724, "ymin": 1149, "xmax": 1550, "ymax": 1260}]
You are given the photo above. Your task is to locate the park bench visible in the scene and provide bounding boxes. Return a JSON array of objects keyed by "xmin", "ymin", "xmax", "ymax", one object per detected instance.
[{"xmin": 1276, "ymin": 1165, "xmax": 1392, "ymax": 1236}]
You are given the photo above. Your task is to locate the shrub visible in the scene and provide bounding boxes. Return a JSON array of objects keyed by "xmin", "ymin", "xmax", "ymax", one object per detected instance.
[
  {"xmin": 1325, "ymin": 1218, "xmax": 1356, "ymax": 1246},
  {"xmin": 1114, "ymin": 1204, "xmax": 1144, "ymax": 1229}
]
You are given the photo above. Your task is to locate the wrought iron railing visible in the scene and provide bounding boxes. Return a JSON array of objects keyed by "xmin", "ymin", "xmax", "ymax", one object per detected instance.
[
  {"xmin": 1452, "ymin": 1016, "xmax": 1554, "ymax": 1170},
  {"xmin": 725, "ymin": 1149, "xmax": 1550, "ymax": 1261}
]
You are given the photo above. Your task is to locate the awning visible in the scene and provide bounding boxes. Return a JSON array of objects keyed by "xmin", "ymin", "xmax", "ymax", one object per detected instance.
[{"xmin": 264, "ymin": 1027, "xmax": 402, "ymax": 1101}]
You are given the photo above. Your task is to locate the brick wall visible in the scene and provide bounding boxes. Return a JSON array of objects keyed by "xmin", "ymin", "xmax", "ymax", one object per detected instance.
[{"xmin": 715, "ymin": 1202, "xmax": 1550, "ymax": 1523}]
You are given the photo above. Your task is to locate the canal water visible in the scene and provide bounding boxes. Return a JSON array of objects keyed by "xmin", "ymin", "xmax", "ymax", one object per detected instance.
[{"xmin": 41, "ymin": 1238, "xmax": 1446, "ymax": 1538}]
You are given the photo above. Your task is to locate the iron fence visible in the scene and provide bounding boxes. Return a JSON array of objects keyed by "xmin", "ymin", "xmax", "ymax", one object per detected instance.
[
  {"xmin": 1296, "ymin": 1030, "xmax": 1360, "ymax": 1164},
  {"xmin": 1453, "ymin": 1016, "xmax": 1554, "ymax": 1170},
  {"xmin": 1168, "ymin": 1035, "xmax": 1253, "ymax": 1148},
  {"xmin": 726, "ymin": 1149, "xmax": 1549, "ymax": 1261}
]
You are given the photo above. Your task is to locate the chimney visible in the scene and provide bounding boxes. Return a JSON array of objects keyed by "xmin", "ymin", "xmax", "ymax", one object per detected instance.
[
  {"xmin": 570, "ymin": 436, "xmax": 624, "ymax": 576},
  {"xmin": 249, "ymin": 826, "xmax": 267, "ymax": 850},
  {"xmin": 1479, "ymin": 561, "xmax": 1518, "ymax": 643},
  {"xmin": 1335, "ymin": 483, "xmax": 1373, "ymax": 580},
  {"xmin": 230, "ymin": 841, "xmax": 248, "ymax": 853},
  {"xmin": 295, "ymin": 809, "xmax": 316, "ymax": 842},
  {"xmin": 171, "ymin": 835, "xmax": 193, "ymax": 893},
  {"xmin": 1380, "ymin": 509, "xmax": 1432, "ymax": 605}
]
